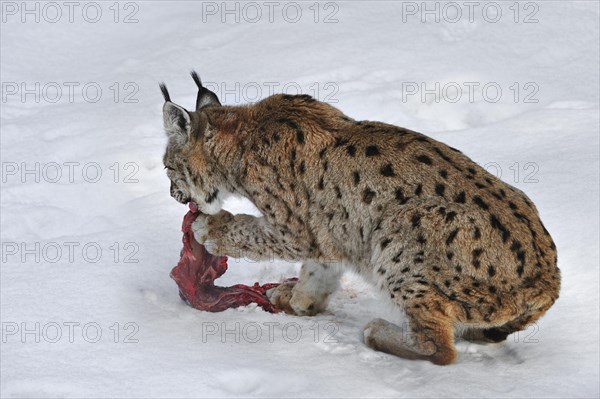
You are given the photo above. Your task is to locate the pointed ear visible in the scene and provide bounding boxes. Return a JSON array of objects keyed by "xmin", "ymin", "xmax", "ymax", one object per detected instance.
[
  {"xmin": 163, "ymin": 102, "xmax": 191, "ymax": 144},
  {"xmin": 191, "ymin": 71, "xmax": 221, "ymax": 110}
]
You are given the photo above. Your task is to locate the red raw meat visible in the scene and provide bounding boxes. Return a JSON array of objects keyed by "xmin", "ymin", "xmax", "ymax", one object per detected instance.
[{"xmin": 170, "ymin": 205, "xmax": 290, "ymax": 312}]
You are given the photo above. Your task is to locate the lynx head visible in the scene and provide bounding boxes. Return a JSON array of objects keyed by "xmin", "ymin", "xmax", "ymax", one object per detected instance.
[{"xmin": 160, "ymin": 71, "xmax": 225, "ymax": 214}]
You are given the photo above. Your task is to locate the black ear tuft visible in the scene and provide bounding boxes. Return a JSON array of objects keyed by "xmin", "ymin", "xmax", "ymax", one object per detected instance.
[
  {"xmin": 159, "ymin": 83, "xmax": 171, "ymax": 102},
  {"xmin": 190, "ymin": 70, "xmax": 202, "ymax": 89},
  {"xmin": 191, "ymin": 71, "xmax": 221, "ymax": 110}
]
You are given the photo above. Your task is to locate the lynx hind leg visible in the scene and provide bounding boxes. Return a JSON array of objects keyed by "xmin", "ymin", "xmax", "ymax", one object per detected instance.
[
  {"xmin": 364, "ymin": 295, "xmax": 457, "ymax": 365},
  {"xmin": 267, "ymin": 261, "xmax": 342, "ymax": 316}
]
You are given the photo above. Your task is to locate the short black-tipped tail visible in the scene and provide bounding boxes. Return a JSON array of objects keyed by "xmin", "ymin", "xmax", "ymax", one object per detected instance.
[
  {"xmin": 482, "ymin": 328, "xmax": 510, "ymax": 343},
  {"xmin": 190, "ymin": 70, "xmax": 202, "ymax": 89},
  {"xmin": 159, "ymin": 83, "xmax": 171, "ymax": 102}
]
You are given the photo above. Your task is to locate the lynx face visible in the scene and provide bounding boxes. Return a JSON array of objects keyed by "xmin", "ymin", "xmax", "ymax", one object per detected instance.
[
  {"xmin": 163, "ymin": 143, "xmax": 193, "ymax": 205},
  {"xmin": 160, "ymin": 73, "xmax": 224, "ymax": 214}
]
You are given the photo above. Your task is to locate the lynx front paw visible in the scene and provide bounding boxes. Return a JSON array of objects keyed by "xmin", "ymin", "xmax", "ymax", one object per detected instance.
[
  {"xmin": 289, "ymin": 284, "xmax": 329, "ymax": 316},
  {"xmin": 266, "ymin": 280, "xmax": 329, "ymax": 316},
  {"xmin": 191, "ymin": 211, "xmax": 234, "ymax": 254},
  {"xmin": 266, "ymin": 281, "xmax": 296, "ymax": 314},
  {"xmin": 191, "ymin": 214, "xmax": 210, "ymax": 244}
]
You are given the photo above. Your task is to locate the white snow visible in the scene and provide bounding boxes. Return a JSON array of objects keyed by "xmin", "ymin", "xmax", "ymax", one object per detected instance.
[{"xmin": 1, "ymin": 1, "xmax": 599, "ymax": 398}]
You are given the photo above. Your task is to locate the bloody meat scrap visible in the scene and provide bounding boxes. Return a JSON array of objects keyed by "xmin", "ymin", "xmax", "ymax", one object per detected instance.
[{"xmin": 170, "ymin": 206, "xmax": 291, "ymax": 313}]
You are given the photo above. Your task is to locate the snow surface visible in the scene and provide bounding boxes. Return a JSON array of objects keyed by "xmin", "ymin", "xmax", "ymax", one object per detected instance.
[{"xmin": 1, "ymin": 1, "xmax": 599, "ymax": 398}]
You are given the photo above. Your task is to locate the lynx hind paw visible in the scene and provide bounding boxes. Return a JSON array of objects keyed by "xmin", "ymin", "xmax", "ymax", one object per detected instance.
[{"xmin": 363, "ymin": 318, "xmax": 392, "ymax": 349}]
